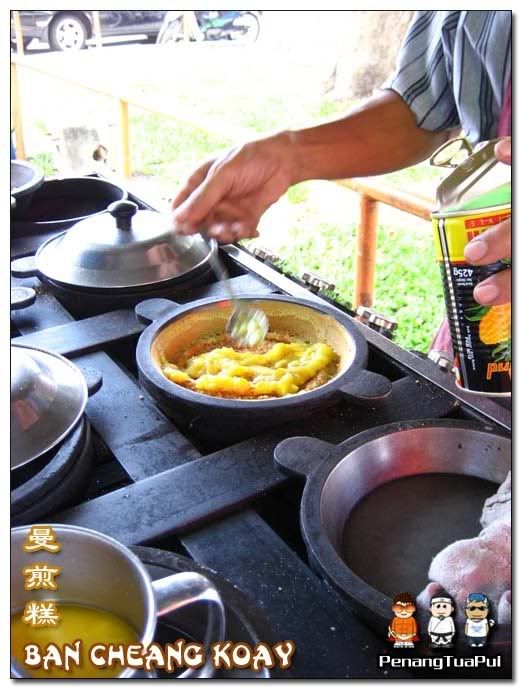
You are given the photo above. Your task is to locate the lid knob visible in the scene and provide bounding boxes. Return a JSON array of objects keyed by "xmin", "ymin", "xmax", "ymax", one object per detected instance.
[{"xmin": 108, "ymin": 200, "xmax": 138, "ymax": 231}]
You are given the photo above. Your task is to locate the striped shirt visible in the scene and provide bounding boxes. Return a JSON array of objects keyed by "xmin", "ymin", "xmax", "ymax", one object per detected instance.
[{"xmin": 383, "ymin": 11, "xmax": 512, "ymax": 145}]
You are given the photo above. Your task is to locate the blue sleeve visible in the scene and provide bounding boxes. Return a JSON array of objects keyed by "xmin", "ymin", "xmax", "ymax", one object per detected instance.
[{"xmin": 382, "ymin": 10, "xmax": 461, "ymax": 133}]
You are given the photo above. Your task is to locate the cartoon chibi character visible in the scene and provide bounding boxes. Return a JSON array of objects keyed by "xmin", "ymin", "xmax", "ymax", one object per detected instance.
[
  {"xmin": 388, "ymin": 592, "xmax": 419, "ymax": 648},
  {"xmin": 428, "ymin": 595, "xmax": 456, "ymax": 648},
  {"xmin": 464, "ymin": 593, "xmax": 495, "ymax": 647}
]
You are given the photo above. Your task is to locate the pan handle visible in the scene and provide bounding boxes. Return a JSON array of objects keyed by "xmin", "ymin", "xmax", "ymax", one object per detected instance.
[
  {"xmin": 74, "ymin": 365, "xmax": 103, "ymax": 396},
  {"xmin": 152, "ymin": 572, "xmax": 225, "ymax": 679},
  {"xmin": 135, "ymin": 298, "xmax": 181, "ymax": 325},
  {"xmin": 338, "ymin": 370, "xmax": 392, "ymax": 407},
  {"xmin": 11, "ymin": 255, "xmax": 39, "ymax": 278},
  {"xmin": 274, "ymin": 437, "xmax": 343, "ymax": 479},
  {"xmin": 10, "ymin": 286, "xmax": 36, "ymax": 311}
]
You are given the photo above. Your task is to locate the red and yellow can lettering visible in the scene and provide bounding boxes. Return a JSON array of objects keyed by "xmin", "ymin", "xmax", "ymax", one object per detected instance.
[{"xmin": 433, "ymin": 206, "xmax": 511, "ymax": 261}]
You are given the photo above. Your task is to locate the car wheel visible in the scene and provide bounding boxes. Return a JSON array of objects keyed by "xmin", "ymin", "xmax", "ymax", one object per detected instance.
[{"xmin": 49, "ymin": 13, "xmax": 88, "ymax": 51}]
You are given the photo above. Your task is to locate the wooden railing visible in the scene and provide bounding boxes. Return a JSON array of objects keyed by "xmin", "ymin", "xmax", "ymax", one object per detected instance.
[
  {"xmin": 335, "ymin": 178, "xmax": 432, "ymax": 306},
  {"xmin": 10, "ymin": 49, "xmax": 434, "ymax": 310},
  {"xmin": 10, "ymin": 53, "xmax": 253, "ymax": 178}
]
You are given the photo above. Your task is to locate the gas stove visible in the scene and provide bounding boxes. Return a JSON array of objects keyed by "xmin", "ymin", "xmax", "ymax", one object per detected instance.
[{"xmin": 11, "ymin": 180, "xmax": 511, "ymax": 679}]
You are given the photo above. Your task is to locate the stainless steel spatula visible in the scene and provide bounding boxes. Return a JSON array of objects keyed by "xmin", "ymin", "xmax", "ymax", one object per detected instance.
[{"xmin": 203, "ymin": 235, "xmax": 269, "ymax": 347}]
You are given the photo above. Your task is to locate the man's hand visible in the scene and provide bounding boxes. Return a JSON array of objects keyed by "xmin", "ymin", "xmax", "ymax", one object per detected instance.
[
  {"xmin": 171, "ymin": 133, "xmax": 295, "ymax": 243},
  {"xmin": 464, "ymin": 137, "xmax": 511, "ymax": 306}
]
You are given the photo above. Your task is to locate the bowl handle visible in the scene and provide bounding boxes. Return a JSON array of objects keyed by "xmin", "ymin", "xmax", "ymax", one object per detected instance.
[
  {"xmin": 338, "ymin": 370, "xmax": 392, "ymax": 407},
  {"xmin": 10, "ymin": 286, "xmax": 36, "ymax": 311},
  {"xmin": 152, "ymin": 571, "xmax": 226, "ymax": 679},
  {"xmin": 134, "ymin": 298, "xmax": 181, "ymax": 325},
  {"xmin": 11, "ymin": 256, "xmax": 38, "ymax": 278},
  {"xmin": 75, "ymin": 366, "xmax": 103, "ymax": 396},
  {"xmin": 274, "ymin": 437, "xmax": 342, "ymax": 479}
]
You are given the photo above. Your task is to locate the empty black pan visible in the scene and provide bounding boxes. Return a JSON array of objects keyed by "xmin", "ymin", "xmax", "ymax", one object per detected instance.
[{"xmin": 274, "ymin": 419, "xmax": 511, "ymax": 663}]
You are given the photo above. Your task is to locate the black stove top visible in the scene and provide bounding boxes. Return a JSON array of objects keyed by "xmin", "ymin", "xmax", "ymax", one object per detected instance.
[{"xmin": 11, "ymin": 181, "xmax": 511, "ymax": 679}]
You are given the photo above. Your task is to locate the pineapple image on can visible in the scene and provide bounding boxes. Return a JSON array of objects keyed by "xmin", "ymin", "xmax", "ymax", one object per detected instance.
[{"xmin": 466, "ymin": 303, "xmax": 511, "ymax": 384}]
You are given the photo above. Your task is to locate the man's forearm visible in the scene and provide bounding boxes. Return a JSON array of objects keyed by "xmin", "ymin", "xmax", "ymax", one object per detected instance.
[{"xmin": 283, "ymin": 89, "xmax": 454, "ymax": 184}]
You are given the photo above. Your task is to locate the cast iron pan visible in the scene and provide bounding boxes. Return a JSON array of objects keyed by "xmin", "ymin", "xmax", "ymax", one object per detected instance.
[
  {"xmin": 10, "ymin": 262, "xmax": 214, "ymax": 319},
  {"xmin": 135, "ymin": 295, "xmax": 393, "ymax": 444},
  {"xmin": 11, "ymin": 160, "xmax": 45, "ymax": 214},
  {"xmin": 11, "ymin": 418, "xmax": 94, "ymax": 526},
  {"xmin": 10, "ymin": 176, "xmax": 127, "ymax": 230}
]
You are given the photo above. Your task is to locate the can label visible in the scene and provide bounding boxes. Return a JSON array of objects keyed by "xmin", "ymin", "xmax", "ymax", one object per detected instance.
[{"xmin": 432, "ymin": 205, "xmax": 511, "ymax": 395}]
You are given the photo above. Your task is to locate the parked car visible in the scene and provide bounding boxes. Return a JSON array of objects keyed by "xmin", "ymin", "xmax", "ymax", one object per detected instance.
[{"xmin": 11, "ymin": 10, "xmax": 167, "ymax": 51}]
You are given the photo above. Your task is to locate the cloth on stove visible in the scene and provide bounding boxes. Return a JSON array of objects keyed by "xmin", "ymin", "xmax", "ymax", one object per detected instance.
[
  {"xmin": 481, "ymin": 471, "xmax": 511, "ymax": 528},
  {"xmin": 417, "ymin": 472, "xmax": 511, "ymax": 623}
]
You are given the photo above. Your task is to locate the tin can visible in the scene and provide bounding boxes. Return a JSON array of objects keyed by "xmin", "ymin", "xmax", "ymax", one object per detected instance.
[{"xmin": 432, "ymin": 204, "xmax": 511, "ymax": 396}]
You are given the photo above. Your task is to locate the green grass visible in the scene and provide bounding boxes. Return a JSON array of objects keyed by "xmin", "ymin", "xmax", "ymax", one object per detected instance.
[
  {"xmin": 243, "ymin": 212, "xmax": 445, "ymax": 352},
  {"xmin": 28, "ymin": 152, "xmax": 57, "ymax": 176},
  {"xmin": 373, "ymin": 225, "xmax": 446, "ymax": 350},
  {"xmin": 34, "ymin": 119, "xmax": 50, "ymax": 135},
  {"xmin": 286, "ymin": 182, "xmax": 311, "ymax": 205},
  {"xmin": 311, "ymin": 98, "xmax": 352, "ymax": 120},
  {"xmin": 383, "ymin": 159, "xmax": 443, "ymax": 191},
  {"xmin": 130, "ymin": 112, "xmax": 233, "ymax": 187},
  {"xmin": 240, "ymin": 96, "xmax": 292, "ymax": 133}
]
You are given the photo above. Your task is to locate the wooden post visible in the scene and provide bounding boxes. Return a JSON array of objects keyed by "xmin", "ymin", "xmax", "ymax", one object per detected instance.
[
  {"xmin": 354, "ymin": 194, "xmax": 378, "ymax": 308},
  {"xmin": 118, "ymin": 98, "xmax": 131, "ymax": 177},
  {"xmin": 11, "ymin": 61, "xmax": 26, "ymax": 160},
  {"xmin": 92, "ymin": 11, "xmax": 103, "ymax": 49},
  {"xmin": 12, "ymin": 10, "xmax": 25, "ymax": 56}
]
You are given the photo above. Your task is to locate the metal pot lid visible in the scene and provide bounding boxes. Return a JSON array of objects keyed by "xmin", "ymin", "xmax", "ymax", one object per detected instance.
[
  {"xmin": 11, "ymin": 344, "xmax": 88, "ymax": 471},
  {"xmin": 36, "ymin": 200, "xmax": 213, "ymax": 290}
]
